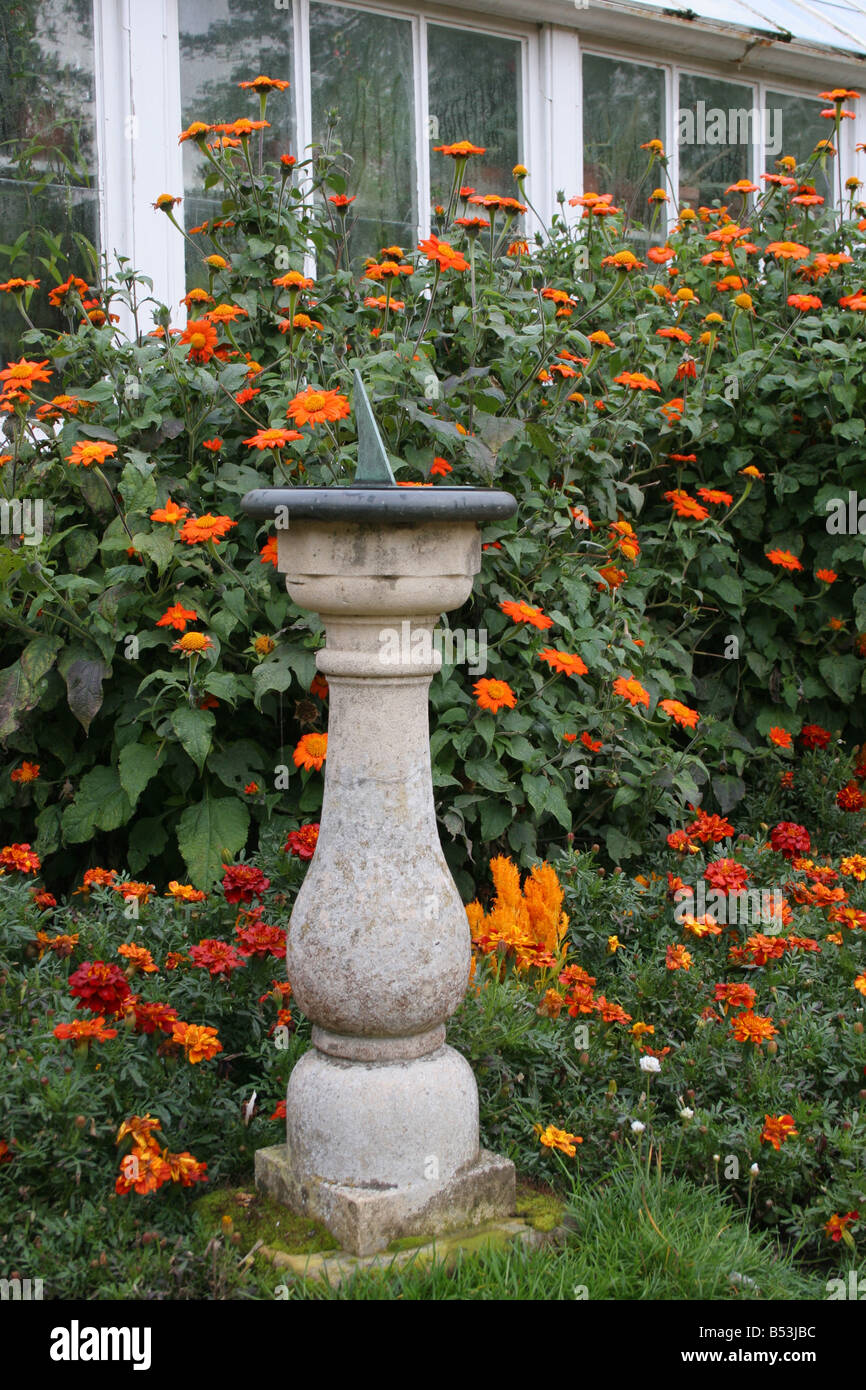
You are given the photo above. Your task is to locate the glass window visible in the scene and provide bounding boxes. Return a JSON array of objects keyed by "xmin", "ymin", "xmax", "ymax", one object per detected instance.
[
  {"xmin": 765, "ymin": 90, "xmax": 834, "ymax": 204},
  {"xmin": 179, "ymin": 0, "xmax": 295, "ymax": 285},
  {"xmin": 427, "ymin": 25, "xmax": 522, "ymax": 211},
  {"xmin": 582, "ymin": 55, "xmax": 666, "ymax": 232},
  {"xmin": 309, "ymin": 1, "xmax": 416, "ymax": 263},
  {"xmin": 0, "ymin": 0, "xmax": 98, "ymax": 364},
  {"xmin": 677, "ymin": 73, "xmax": 756, "ymax": 210}
]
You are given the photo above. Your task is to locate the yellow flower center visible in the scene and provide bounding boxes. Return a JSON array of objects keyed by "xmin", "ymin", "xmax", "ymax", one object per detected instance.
[
  {"xmin": 180, "ymin": 632, "xmax": 208, "ymax": 651},
  {"xmin": 189, "ymin": 332, "xmax": 206, "ymax": 350},
  {"xmin": 305, "ymin": 392, "xmax": 326, "ymax": 411}
]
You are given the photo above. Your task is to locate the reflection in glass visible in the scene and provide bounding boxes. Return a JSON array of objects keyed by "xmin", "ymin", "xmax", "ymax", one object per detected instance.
[
  {"xmin": 677, "ymin": 74, "xmax": 755, "ymax": 210},
  {"xmin": 179, "ymin": 0, "xmax": 295, "ymax": 286},
  {"xmin": 0, "ymin": 0, "xmax": 97, "ymax": 361},
  {"xmin": 427, "ymin": 25, "xmax": 521, "ymax": 211},
  {"xmin": 309, "ymin": 1, "xmax": 416, "ymax": 264},
  {"xmin": 765, "ymin": 91, "xmax": 834, "ymax": 205},
  {"xmin": 582, "ymin": 55, "xmax": 665, "ymax": 233}
]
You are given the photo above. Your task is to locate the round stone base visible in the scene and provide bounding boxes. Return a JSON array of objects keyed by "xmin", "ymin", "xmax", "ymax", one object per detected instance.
[{"xmin": 285, "ymin": 1043, "xmax": 479, "ymax": 1189}]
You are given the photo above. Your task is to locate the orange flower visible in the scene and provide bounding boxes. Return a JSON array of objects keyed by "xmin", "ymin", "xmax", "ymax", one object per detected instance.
[
  {"xmin": 597, "ymin": 565, "xmax": 627, "ymax": 590},
  {"xmin": 854, "ymin": 973, "xmax": 866, "ymax": 996},
  {"xmin": 178, "ymin": 513, "xmax": 237, "ymax": 545},
  {"xmin": 294, "ymin": 732, "xmax": 327, "ymax": 771},
  {"xmin": 587, "ymin": 330, "xmax": 615, "ymax": 347},
  {"xmin": 730, "ymin": 1011, "xmax": 777, "ymax": 1044},
  {"xmin": 0, "ymin": 357, "xmax": 52, "ymax": 390},
  {"xmin": 765, "ymin": 240, "xmax": 810, "ymax": 261},
  {"xmin": 768, "ymin": 727, "xmax": 792, "ymax": 748},
  {"xmin": 212, "ymin": 118, "xmax": 270, "ymax": 138},
  {"xmin": 600, "ymin": 249, "xmax": 646, "ymax": 271},
  {"xmin": 788, "ymin": 293, "xmax": 822, "ymax": 311},
  {"xmin": 11, "ymin": 761, "xmax": 40, "ymax": 783},
  {"xmin": 178, "ymin": 121, "xmax": 212, "ymax": 144},
  {"xmin": 430, "ymin": 456, "xmax": 451, "ymax": 476},
  {"xmin": 500, "ymin": 599, "xmax": 553, "ymax": 630},
  {"xmin": 761, "ymin": 1114, "xmax": 798, "ymax": 1150},
  {"xmin": 613, "ymin": 676, "xmax": 650, "ymax": 708},
  {"xmin": 238, "ymin": 75, "xmax": 290, "ymax": 91},
  {"xmin": 65, "ymin": 441, "xmax": 118, "ymax": 468},
  {"xmin": 697, "ymin": 487, "xmax": 732, "ymax": 506},
  {"xmin": 659, "ymin": 397, "xmax": 685, "ymax": 422},
  {"xmin": 614, "ymin": 371, "xmax": 660, "ymax": 392},
  {"xmin": 157, "ymin": 603, "xmax": 198, "ymax": 631},
  {"xmin": 179, "ymin": 319, "xmax": 218, "ymax": 363},
  {"xmin": 536, "ymin": 1124, "xmax": 582, "ymax": 1156},
  {"xmin": 54, "ymin": 1016, "xmax": 117, "ymax": 1044},
  {"xmin": 286, "ymin": 386, "xmax": 351, "ymax": 427},
  {"xmin": 417, "ymin": 236, "xmax": 469, "ymax": 272},
  {"xmin": 656, "ymin": 327, "xmax": 691, "ymax": 343},
  {"xmin": 659, "ymin": 699, "xmax": 699, "ymax": 729},
  {"xmin": 171, "ymin": 631, "xmax": 213, "ymax": 655},
  {"xmin": 433, "ymin": 141, "xmax": 486, "ymax": 158},
  {"xmin": 166, "ymin": 881, "xmax": 208, "ymax": 902},
  {"xmin": 272, "ymin": 270, "xmax": 314, "ymax": 289},
  {"xmin": 538, "ymin": 648, "xmax": 588, "ymax": 677},
  {"xmin": 171, "ymin": 1021, "xmax": 222, "ymax": 1063},
  {"xmin": 243, "ymin": 427, "xmax": 303, "ymax": 450},
  {"xmin": 666, "ymin": 943, "xmax": 693, "ymax": 970},
  {"xmin": 151, "ymin": 497, "xmax": 190, "ymax": 525},
  {"xmin": 766, "ymin": 549, "xmax": 803, "ymax": 572},
  {"xmin": 664, "ymin": 490, "xmax": 708, "ymax": 521},
  {"xmin": 0, "ymin": 842, "xmax": 40, "ymax": 873},
  {"xmin": 118, "ymin": 942, "xmax": 157, "ymax": 974},
  {"xmin": 205, "ymin": 302, "xmax": 248, "ymax": 324},
  {"xmin": 815, "ymin": 568, "xmax": 837, "ymax": 583},
  {"xmin": 474, "ymin": 678, "xmax": 517, "ymax": 713},
  {"xmin": 259, "ymin": 536, "xmax": 278, "ymax": 567},
  {"xmin": 0, "ymin": 277, "xmax": 40, "ymax": 293}
]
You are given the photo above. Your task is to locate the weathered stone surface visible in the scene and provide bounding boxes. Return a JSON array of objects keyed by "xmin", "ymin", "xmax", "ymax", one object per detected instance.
[
  {"xmin": 256, "ymin": 1143, "xmax": 516, "ymax": 1259},
  {"xmin": 252, "ymin": 510, "xmax": 516, "ymax": 1254}
]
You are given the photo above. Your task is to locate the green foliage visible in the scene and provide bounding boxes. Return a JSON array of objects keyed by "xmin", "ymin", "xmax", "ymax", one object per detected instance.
[{"xmin": 3, "ymin": 94, "xmax": 866, "ymax": 893}]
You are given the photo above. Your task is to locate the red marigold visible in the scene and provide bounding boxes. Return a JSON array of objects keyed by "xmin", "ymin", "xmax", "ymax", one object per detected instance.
[
  {"xmin": 189, "ymin": 938, "xmax": 247, "ymax": 976},
  {"xmin": 285, "ymin": 823, "xmax": 320, "ymax": 860},
  {"xmin": 686, "ymin": 810, "xmax": 734, "ymax": 844},
  {"xmin": 234, "ymin": 919, "xmax": 287, "ymax": 959},
  {"xmin": 221, "ymin": 863, "xmax": 270, "ymax": 904},
  {"xmin": 800, "ymin": 724, "xmax": 831, "ymax": 749},
  {"xmin": 761, "ymin": 1114, "xmax": 798, "ymax": 1150},
  {"xmin": 770, "ymin": 821, "xmax": 810, "ymax": 858},
  {"xmin": 837, "ymin": 781, "xmax": 865, "ymax": 811},
  {"xmin": 69, "ymin": 960, "xmax": 132, "ymax": 1016},
  {"xmin": 704, "ymin": 858, "xmax": 749, "ymax": 893}
]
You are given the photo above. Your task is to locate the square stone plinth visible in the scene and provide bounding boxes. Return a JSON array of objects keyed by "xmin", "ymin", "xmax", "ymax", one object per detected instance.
[{"xmin": 255, "ymin": 1144, "xmax": 517, "ymax": 1257}]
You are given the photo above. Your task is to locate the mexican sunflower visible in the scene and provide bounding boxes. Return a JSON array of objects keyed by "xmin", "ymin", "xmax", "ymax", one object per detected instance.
[
  {"xmin": 665, "ymin": 490, "xmax": 709, "ymax": 521},
  {"xmin": 66, "ymin": 441, "xmax": 118, "ymax": 468},
  {"xmin": 156, "ymin": 603, "xmax": 198, "ymax": 631},
  {"xmin": 499, "ymin": 599, "xmax": 553, "ymax": 630},
  {"xmin": 466, "ymin": 856, "xmax": 569, "ymax": 972},
  {"xmin": 0, "ymin": 357, "xmax": 52, "ymax": 390},
  {"xmin": 766, "ymin": 548, "xmax": 803, "ymax": 572},
  {"xmin": 151, "ymin": 497, "xmax": 189, "ymax": 525},
  {"xmin": 474, "ymin": 677, "xmax": 517, "ymax": 712},
  {"xmin": 613, "ymin": 676, "xmax": 650, "ymax": 708},
  {"xmin": 244, "ymin": 427, "xmax": 303, "ymax": 450},
  {"xmin": 178, "ymin": 513, "xmax": 237, "ymax": 544},
  {"xmin": 286, "ymin": 387, "xmax": 351, "ymax": 427},
  {"xmin": 658, "ymin": 699, "xmax": 699, "ymax": 729},
  {"xmin": 293, "ymin": 732, "xmax": 327, "ymax": 771},
  {"xmin": 417, "ymin": 236, "xmax": 469, "ymax": 272},
  {"xmin": 179, "ymin": 319, "xmax": 218, "ymax": 363},
  {"xmin": 538, "ymin": 649, "xmax": 588, "ymax": 677}
]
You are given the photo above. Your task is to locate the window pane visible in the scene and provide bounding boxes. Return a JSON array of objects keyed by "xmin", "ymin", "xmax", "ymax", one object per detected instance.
[
  {"xmin": 677, "ymin": 74, "xmax": 755, "ymax": 209},
  {"xmin": 179, "ymin": 0, "xmax": 295, "ymax": 286},
  {"xmin": 582, "ymin": 55, "xmax": 665, "ymax": 229},
  {"xmin": 0, "ymin": 0, "xmax": 98, "ymax": 362},
  {"xmin": 765, "ymin": 91, "xmax": 833, "ymax": 204},
  {"xmin": 310, "ymin": 1, "xmax": 415, "ymax": 263},
  {"xmin": 427, "ymin": 25, "xmax": 521, "ymax": 209}
]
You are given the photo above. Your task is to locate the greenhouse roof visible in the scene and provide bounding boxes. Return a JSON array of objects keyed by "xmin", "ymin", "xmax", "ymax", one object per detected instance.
[{"xmin": 624, "ymin": 0, "xmax": 866, "ymax": 52}]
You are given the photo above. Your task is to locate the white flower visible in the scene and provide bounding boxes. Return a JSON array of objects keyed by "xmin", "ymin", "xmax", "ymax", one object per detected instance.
[
  {"xmin": 750, "ymin": 1162, "xmax": 760, "ymax": 1176},
  {"xmin": 680, "ymin": 1106, "xmax": 695, "ymax": 1120},
  {"xmin": 630, "ymin": 1120, "xmax": 646, "ymax": 1134},
  {"xmin": 713, "ymin": 1153, "xmax": 721, "ymax": 1162},
  {"xmin": 639, "ymin": 1055, "xmax": 661, "ymax": 1074}
]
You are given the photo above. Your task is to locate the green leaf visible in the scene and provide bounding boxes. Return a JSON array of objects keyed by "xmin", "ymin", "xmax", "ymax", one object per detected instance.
[
  {"xmin": 132, "ymin": 529, "xmax": 176, "ymax": 575},
  {"xmin": 711, "ymin": 774, "xmax": 746, "ymax": 814},
  {"xmin": 209, "ymin": 740, "xmax": 266, "ymax": 792},
  {"xmin": 478, "ymin": 798, "xmax": 513, "ymax": 840},
  {"xmin": 819, "ymin": 654, "xmax": 861, "ymax": 702},
  {"xmin": 63, "ymin": 657, "xmax": 107, "ymax": 733},
  {"xmin": 170, "ymin": 705, "xmax": 215, "ymax": 772},
  {"xmin": 118, "ymin": 742, "xmax": 162, "ymax": 808},
  {"xmin": 177, "ymin": 793, "xmax": 250, "ymax": 887},
  {"xmin": 61, "ymin": 767, "xmax": 132, "ymax": 843}
]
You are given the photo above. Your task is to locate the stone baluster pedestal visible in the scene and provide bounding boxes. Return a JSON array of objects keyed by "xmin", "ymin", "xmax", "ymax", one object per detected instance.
[{"xmin": 243, "ymin": 484, "xmax": 517, "ymax": 1257}]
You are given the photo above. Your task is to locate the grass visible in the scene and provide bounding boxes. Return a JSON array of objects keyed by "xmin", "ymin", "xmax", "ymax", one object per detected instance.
[{"xmin": 276, "ymin": 1165, "xmax": 819, "ymax": 1300}]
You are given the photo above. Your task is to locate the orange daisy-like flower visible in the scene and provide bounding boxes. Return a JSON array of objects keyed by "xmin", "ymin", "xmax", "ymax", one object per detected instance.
[
  {"xmin": 179, "ymin": 318, "xmax": 218, "ymax": 363},
  {"xmin": 730, "ymin": 1011, "xmax": 777, "ymax": 1044},
  {"xmin": 205, "ymin": 302, "xmax": 248, "ymax": 324},
  {"xmin": 433, "ymin": 140, "xmax": 486, "ymax": 158},
  {"xmin": 761, "ymin": 1114, "xmax": 798, "ymax": 1150},
  {"xmin": 212, "ymin": 118, "xmax": 270, "ymax": 138},
  {"xmin": 54, "ymin": 1016, "xmax": 118, "ymax": 1044},
  {"xmin": 768, "ymin": 727, "xmax": 792, "ymax": 748},
  {"xmin": 286, "ymin": 386, "xmax": 351, "ymax": 427},
  {"xmin": 815, "ymin": 568, "xmax": 837, "ymax": 583},
  {"xmin": 656, "ymin": 327, "xmax": 692, "ymax": 343},
  {"xmin": 536, "ymin": 1124, "xmax": 582, "ymax": 1156},
  {"xmin": 166, "ymin": 881, "xmax": 208, "ymax": 902},
  {"xmin": 11, "ymin": 761, "xmax": 40, "ymax": 784},
  {"xmin": 499, "ymin": 599, "xmax": 554, "ymax": 630},
  {"xmin": 588, "ymin": 330, "xmax": 615, "ymax": 347},
  {"xmin": 151, "ymin": 497, "xmax": 189, "ymax": 525},
  {"xmin": 854, "ymin": 973, "xmax": 866, "ymax": 996},
  {"xmin": 600, "ymin": 249, "xmax": 645, "ymax": 271},
  {"xmin": 156, "ymin": 603, "xmax": 198, "ymax": 631},
  {"xmin": 697, "ymin": 487, "xmax": 732, "ymax": 506},
  {"xmin": 666, "ymin": 943, "xmax": 693, "ymax": 970},
  {"xmin": 243, "ymin": 427, "xmax": 303, "ymax": 450},
  {"xmin": 294, "ymin": 732, "xmax": 327, "ymax": 771},
  {"xmin": 65, "ymin": 441, "xmax": 118, "ymax": 468},
  {"xmin": 272, "ymin": 270, "xmax": 315, "ymax": 290},
  {"xmin": 259, "ymin": 536, "xmax": 278, "ymax": 568},
  {"xmin": 417, "ymin": 235, "xmax": 469, "ymax": 272},
  {"xmin": 178, "ymin": 513, "xmax": 237, "ymax": 545},
  {"xmin": 171, "ymin": 631, "xmax": 213, "ymax": 655},
  {"xmin": 765, "ymin": 240, "xmax": 810, "ymax": 261},
  {"xmin": 597, "ymin": 565, "xmax": 627, "ymax": 591},
  {"xmin": 178, "ymin": 121, "xmax": 212, "ymax": 144},
  {"xmin": 429, "ymin": 456, "xmax": 451, "ymax": 476},
  {"xmin": 281, "ymin": 312, "xmax": 325, "ymax": 334},
  {"xmin": 538, "ymin": 649, "xmax": 588, "ymax": 677},
  {"xmin": 613, "ymin": 676, "xmax": 650, "ymax": 709},
  {"xmin": 474, "ymin": 678, "xmax": 517, "ymax": 713},
  {"xmin": 614, "ymin": 371, "xmax": 660, "ymax": 392},
  {"xmin": 238, "ymin": 75, "xmax": 290, "ymax": 91},
  {"xmin": 659, "ymin": 699, "xmax": 699, "ymax": 730},
  {"xmin": 118, "ymin": 942, "xmax": 157, "ymax": 974},
  {"xmin": 665, "ymin": 490, "xmax": 708, "ymax": 521},
  {"xmin": 766, "ymin": 549, "xmax": 803, "ymax": 572},
  {"xmin": 0, "ymin": 357, "xmax": 52, "ymax": 390}
]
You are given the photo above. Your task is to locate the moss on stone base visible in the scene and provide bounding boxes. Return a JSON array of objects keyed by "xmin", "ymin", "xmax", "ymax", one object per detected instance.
[
  {"xmin": 195, "ymin": 1188, "xmax": 340, "ymax": 1256},
  {"xmin": 514, "ymin": 1180, "xmax": 566, "ymax": 1233}
]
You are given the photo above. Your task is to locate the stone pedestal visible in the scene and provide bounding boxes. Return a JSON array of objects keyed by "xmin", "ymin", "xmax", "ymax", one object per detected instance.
[{"xmin": 243, "ymin": 488, "xmax": 516, "ymax": 1257}]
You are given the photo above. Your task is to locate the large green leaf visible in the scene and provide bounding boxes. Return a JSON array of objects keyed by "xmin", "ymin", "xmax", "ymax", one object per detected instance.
[
  {"xmin": 61, "ymin": 766, "xmax": 132, "ymax": 844},
  {"xmin": 118, "ymin": 742, "xmax": 162, "ymax": 808},
  {"xmin": 170, "ymin": 706, "xmax": 215, "ymax": 772},
  {"xmin": 177, "ymin": 793, "xmax": 250, "ymax": 887}
]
